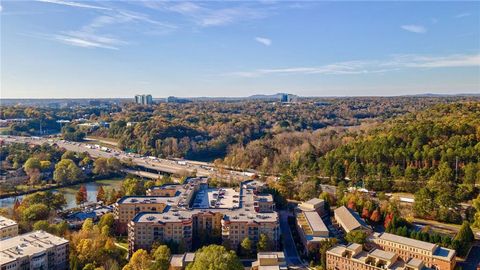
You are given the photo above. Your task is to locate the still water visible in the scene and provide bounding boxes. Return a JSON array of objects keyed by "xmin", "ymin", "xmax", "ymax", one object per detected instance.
[{"xmin": 0, "ymin": 178, "xmax": 124, "ymax": 209}]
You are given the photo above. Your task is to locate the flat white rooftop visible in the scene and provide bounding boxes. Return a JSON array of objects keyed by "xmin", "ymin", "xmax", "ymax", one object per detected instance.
[
  {"xmin": 0, "ymin": 216, "xmax": 17, "ymax": 228},
  {"xmin": 0, "ymin": 231, "xmax": 68, "ymax": 265}
]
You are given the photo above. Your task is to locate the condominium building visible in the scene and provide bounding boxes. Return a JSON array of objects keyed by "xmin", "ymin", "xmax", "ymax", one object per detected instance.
[
  {"xmin": 0, "ymin": 216, "xmax": 18, "ymax": 240},
  {"xmin": 251, "ymin": 252, "xmax": 287, "ymax": 270},
  {"xmin": 0, "ymin": 230, "xmax": 69, "ymax": 270},
  {"xmin": 326, "ymin": 243, "xmax": 434, "ymax": 270},
  {"xmin": 114, "ymin": 196, "xmax": 169, "ymax": 228},
  {"xmin": 334, "ymin": 206, "xmax": 372, "ymax": 234},
  {"xmin": 370, "ymin": 232, "xmax": 456, "ymax": 270},
  {"xmin": 296, "ymin": 210, "xmax": 329, "ymax": 252},
  {"xmin": 134, "ymin": 94, "xmax": 153, "ymax": 105},
  {"xmin": 254, "ymin": 194, "xmax": 275, "ymax": 213},
  {"xmin": 126, "ymin": 179, "xmax": 279, "ymax": 255},
  {"xmin": 115, "ymin": 180, "xmax": 204, "ymax": 232}
]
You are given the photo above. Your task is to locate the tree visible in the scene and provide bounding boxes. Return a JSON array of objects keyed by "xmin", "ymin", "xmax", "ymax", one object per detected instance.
[
  {"xmin": 297, "ymin": 180, "xmax": 319, "ymax": 201},
  {"xmin": 107, "ymin": 157, "xmax": 122, "ymax": 172},
  {"xmin": 21, "ymin": 191, "xmax": 66, "ymax": 210},
  {"xmin": 82, "ymin": 218, "xmax": 94, "ymax": 231},
  {"xmin": 76, "ymin": 185, "xmax": 88, "ymax": 206},
  {"xmin": 40, "ymin": 160, "xmax": 51, "ymax": 171},
  {"xmin": 473, "ymin": 194, "xmax": 480, "ymax": 228},
  {"xmin": 240, "ymin": 237, "xmax": 252, "ymax": 256},
  {"xmin": 22, "ymin": 203, "xmax": 50, "ymax": 221},
  {"xmin": 97, "ymin": 186, "xmax": 106, "ymax": 203},
  {"xmin": 427, "ymin": 161, "xmax": 454, "ymax": 193},
  {"xmin": 413, "ymin": 188, "xmax": 437, "ymax": 218},
  {"xmin": 82, "ymin": 263, "xmax": 96, "ymax": 270},
  {"xmin": 62, "ymin": 151, "xmax": 77, "ymax": 161},
  {"xmin": 370, "ymin": 209, "xmax": 381, "ymax": 223},
  {"xmin": 463, "ymin": 163, "xmax": 479, "ymax": 186},
  {"xmin": 33, "ymin": 220, "xmax": 50, "ymax": 231},
  {"xmin": 93, "ymin": 158, "xmax": 109, "ymax": 175},
  {"xmin": 122, "ymin": 178, "xmax": 145, "ymax": 196},
  {"xmin": 152, "ymin": 245, "xmax": 171, "ymax": 270},
  {"xmin": 98, "ymin": 213, "xmax": 115, "ymax": 236},
  {"xmin": 24, "ymin": 157, "xmax": 41, "ymax": 184},
  {"xmin": 345, "ymin": 230, "xmax": 368, "ymax": 244},
  {"xmin": 122, "ymin": 249, "xmax": 152, "ymax": 270},
  {"xmin": 186, "ymin": 245, "xmax": 243, "ymax": 270},
  {"xmin": 455, "ymin": 221, "xmax": 474, "ymax": 244},
  {"xmin": 54, "ymin": 159, "xmax": 83, "ymax": 184},
  {"xmin": 257, "ymin": 233, "xmax": 271, "ymax": 252}
]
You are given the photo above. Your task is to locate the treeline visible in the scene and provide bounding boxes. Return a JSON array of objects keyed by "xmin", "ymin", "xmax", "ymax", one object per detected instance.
[
  {"xmin": 0, "ymin": 105, "xmax": 121, "ymax": 136},
  {"xmin": 91, "ymin": 97, "xmax": 474, "ymax": 161}
]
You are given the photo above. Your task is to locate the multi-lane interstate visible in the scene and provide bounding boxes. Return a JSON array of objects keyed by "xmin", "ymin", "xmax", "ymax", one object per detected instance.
[{"xmin": 0, "ymin": 135, "xmax": 253, "ymax": 181}]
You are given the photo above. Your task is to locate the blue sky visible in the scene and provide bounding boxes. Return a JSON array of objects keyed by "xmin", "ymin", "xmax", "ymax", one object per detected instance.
[{"xmin": 1, "ymin": 1, "xmax": 479, "ymax": 98}]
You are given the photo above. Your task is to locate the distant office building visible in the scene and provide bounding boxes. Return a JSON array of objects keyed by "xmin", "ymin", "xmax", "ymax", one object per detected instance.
[
  {"xmin": 0, "ymin": 230, "xmax": 69, "ymax": 270},
  {"xmin": 0, "ymin": 216, "xmax": 18, "ymax": 240},
  {"xmin": 134, "ymin": 94, "xmax": 153, "ymax": 105},
  {"xmin": 280, "ymin": 93, "xmax": 289, "ymax": 103},
  {"xmin": 166, "ymin": 96, "xmax": 190, "ymax": 104}
]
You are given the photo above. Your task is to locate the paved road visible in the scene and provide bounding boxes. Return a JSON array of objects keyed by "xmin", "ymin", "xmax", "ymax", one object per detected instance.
[
  {"xmin": 279, "ymin": 210, "xmax": 303, "ymax": 266},
  {"xmin": 1, "ymin": 135, "xmax": 249, "ymax": 182}
]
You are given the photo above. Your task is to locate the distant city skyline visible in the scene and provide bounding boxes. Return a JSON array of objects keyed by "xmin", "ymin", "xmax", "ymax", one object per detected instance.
[{"xmin": 1, "ymin": 1, "xmax": 479, "ymax": 98}]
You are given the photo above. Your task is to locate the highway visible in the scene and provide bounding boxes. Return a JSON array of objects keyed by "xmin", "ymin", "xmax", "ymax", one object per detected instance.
[{"xmin": 0, "ymin": 135, "xmax": 251, "ymax": 182}]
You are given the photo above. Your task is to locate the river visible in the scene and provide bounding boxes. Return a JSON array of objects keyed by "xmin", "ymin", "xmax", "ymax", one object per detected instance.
[{"xmin": 0, "ymin": 178, "xmax": 124, "ymax": 209}]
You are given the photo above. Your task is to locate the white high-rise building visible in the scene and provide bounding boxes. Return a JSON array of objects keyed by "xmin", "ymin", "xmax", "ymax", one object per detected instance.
[{"xmin": 134, "ymin": 94, "xmax": 153, "ymax": 105}]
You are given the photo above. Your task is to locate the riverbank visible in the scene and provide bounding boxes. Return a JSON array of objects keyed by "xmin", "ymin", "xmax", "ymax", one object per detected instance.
[
  {"xmin": 0, "ymin": 176, "xmax": 126, "ymax": 209},
  {"xmin": 0, "ymin": 173, "xmax": 125, "ymax": 200}
]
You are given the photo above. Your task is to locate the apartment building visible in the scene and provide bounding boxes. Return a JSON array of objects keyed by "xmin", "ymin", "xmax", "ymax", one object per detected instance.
[
  {"xmin": 370, "ymin": 232, "xmax": 456, "ymax": 270},
  {"xmin": 296, "ymin": 210, "xmax": 329, "ymax": 252},
  {"xmin": 0, "ymin": 231, "xmax": 69, "ymax": 270},
  {"xmin": 114, "ymin": 196, "xmax": 169, "ymax": 231},
  {"xmin": 128, "ymin": 211, "xmax": 194, "ymax": 254},
  {"xmin": 334, "ymin": 206, "xmax": 372, "ymax": 234},
  {"xmin": 251, "ymin": 252, "xmax": 287, "ymax": 270},
  {"xmin": 127, "ymin": 179, "xmax": 279, "ymax": 255},
  {"xmin": 0, "ymin": 216, "xmax": 18, "ymax": 240},
  {"xmin": 115, "ymin": 180, "xmax": 203, "ymax": 232},
  {"xmin": 326, "ymin": 243, "xmax": 434, "ymax": 270},
  {"xmin": 254, "ymin": 194, "xmax": 275, "ymax": 213}
]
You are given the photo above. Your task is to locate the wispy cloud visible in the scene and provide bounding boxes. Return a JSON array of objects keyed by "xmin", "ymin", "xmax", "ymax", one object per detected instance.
[
  {"xmin": 227, "ymin": 53, "xmax": 480, "ymax": 77},
  {"xmin": 401, "ymin": 24, "xmax": 427, "ymax": 34},
  {"xmin": 255, "ymin": 37, "xmax": 271, "ymax": 46},
  {"xmin": 143, "ymin": 1, "xmax": 266, "ymax": 27},
  {"xmin": 455, "ymin": 12, "xmax": 471, "ymax": 18},
  {"xmin": 54, "ymin": 34, "xmax": 121, "ymax": 50},
  {"xmin": 37, "ymin": 0, "xmax": 110, "ymax": 10},
  {"xmin": 36, "ymin": 2, "xmax": 175, "ymax": 49}
]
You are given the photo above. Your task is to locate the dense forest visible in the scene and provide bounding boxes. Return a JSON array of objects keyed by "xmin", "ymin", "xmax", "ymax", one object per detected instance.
[
  {"xmin": 88, "ymin": 96, "xmax": 476, "ymax": 160},
  {"xmin": 236, "ymin": 102, "xmax": 478, "ymax": 223}
]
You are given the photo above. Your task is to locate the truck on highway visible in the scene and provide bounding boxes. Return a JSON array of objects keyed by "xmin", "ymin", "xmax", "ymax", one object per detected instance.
[{"xmin": 177, "ymin": 160, "xmax": 187, "ymax": 165}]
